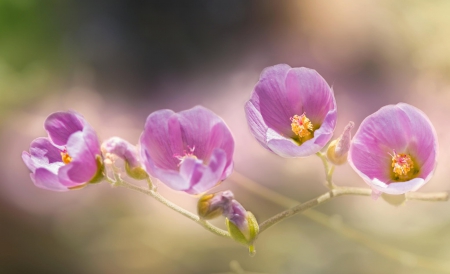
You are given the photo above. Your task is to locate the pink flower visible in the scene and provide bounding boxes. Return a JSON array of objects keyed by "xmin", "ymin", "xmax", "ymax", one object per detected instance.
[
  {"xmin": 139, "ymin": 106, "xmax": 234, "ymax": 194},
  {"xmin": 22, "ymin": 111, "xmax": 103, "ymax": 191},
  {"xmin": 245, "ymin": 64, "xmax": 337, "ymax": 157},
  {"xmin": 349, "ymin": 103, "xmax": 438, "ymax": 195}
]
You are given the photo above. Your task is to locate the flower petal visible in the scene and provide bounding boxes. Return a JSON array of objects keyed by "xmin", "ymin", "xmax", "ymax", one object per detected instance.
[
  {"xmin": 59, "ymin": 131, "xmax": 99, "ymax": 184},
  {"xmin": 182, "ymin": 148, "xmax": 228, "ymax": 194},
  {"xmin": 205, "ymin": 121, "xmax": 234, "ymax": 179},
  {"xmin": 32, "ymin": 168, "xmax": 68, "ymax": 192},
  {"xmin": 244, "ymin": 98, "xmax": 270, "ymax": 150},
  {"xmin": 140, "ymin": 109, "xmax": 181, "ymax": 171},
  {"xmin": 266, "ymin": 128, "xmax": 321, "ymax": 157},
  {"xmin": 175, "ymin": 106, "xmax": 231, "ymax": 161},
  {"xmin": 254, "ymin": 64, "xmax": 295, "ymax": 136},
  {"xmin": 58, "ymin": 162, "xmax": 95, "ymax": 187},
  {"xmin": 371, "ymin": 177, "xmax": 426, "ymax": 195},
  {"xmin": 397, "ymin": 103, "xmax": 438, "ymax": 179},
  {"xmin": 285, "ymin": 68, "xmax": 336, "ymax": 124},
  {"xmin": 22, "ymin": 137, "xmax": 63, "ymax": 172},
  {"xmin": 141, "ymin": 148, "xmax": 190, "ymax": 191},
  {"xmin": 44, "ymin": 111, "xmax": 84, "ymax": 146}
]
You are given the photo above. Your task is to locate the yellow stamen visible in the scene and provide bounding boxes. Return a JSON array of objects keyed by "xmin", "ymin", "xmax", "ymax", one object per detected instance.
[
  {"xmin": 391, "ymin": 152, "xmax": 413, "ymax": 176},
  {"xmin": 290, "ymin": 114, "xmax": 314, "ymax": 138},
  {"xmin": 61, "ymin": 151, "xmax": 72, "ymax": 164}
]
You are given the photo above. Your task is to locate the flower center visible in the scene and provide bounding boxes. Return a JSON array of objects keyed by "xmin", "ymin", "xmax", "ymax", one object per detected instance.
[
  {"xmin": 60, "ymin": 149, "xmax": 72, "ymax": 164},
  {"xmin": 390, "ymin": 150, "xmax": 417, "ymax": 181},
  {"xmin": 290, "ymin": 113, "xmax": 314, "ymax": 138},
  {"xmin": 174, "ymin": 146, "xmax": 197, "ymax": 166}
]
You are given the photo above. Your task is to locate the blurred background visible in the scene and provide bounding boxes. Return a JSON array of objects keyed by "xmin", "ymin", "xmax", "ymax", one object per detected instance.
[{"xmin": 2, "ymin": 0, "xmax": 450, "ymax": 273}]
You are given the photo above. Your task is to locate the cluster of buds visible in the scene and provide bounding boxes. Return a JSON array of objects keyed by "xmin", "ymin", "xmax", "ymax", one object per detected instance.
[
  {"xmin": 198, "ymin": 191, "xmax": 259, "ymax": 250},
  {"xmin": 101, "ymin": 137, "xmax": 148, "ymax": 180}
]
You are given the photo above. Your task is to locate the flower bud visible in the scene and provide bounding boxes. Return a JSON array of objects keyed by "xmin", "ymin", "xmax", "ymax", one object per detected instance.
[
  {"xmin": 197, "ymin": 191, "xmax": 234, "ymax": 220},
  {"xmin": 327, "ymin": 121, "xmax": 354, "ymax": 165},
  {"xmin": 102, "ymin": 137, "xmax": 148, "ymax": 180},
  {"xmin": 225, "ymin": 200, "xmax": 259, "ymax": 248},
  {"xmin": 381, "ymin": 193, "xmax": 406, "ymax": 206}
]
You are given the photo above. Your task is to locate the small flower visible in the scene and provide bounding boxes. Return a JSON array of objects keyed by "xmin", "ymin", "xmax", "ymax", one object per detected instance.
[
  {"xmin": 102, "ymin": 137, "xmax": 148, "ymax": 180},
  {"xmin": 245, "ymin": 64, "xmax": 337, "ymax": 157},
  {"xmin": 348, "ymin": 103, "xmax": 438, "ymax": 196},
  {"xmin": 22, "ymin": 111, "xmax": 103, "ymax": 191},
  {"xmin": 327, "ymin": 121, "xmax": 354, "ymax": 165},
  {"xmin": 139, "ymin": 106, "xmax": 234, "ymax": 194}
]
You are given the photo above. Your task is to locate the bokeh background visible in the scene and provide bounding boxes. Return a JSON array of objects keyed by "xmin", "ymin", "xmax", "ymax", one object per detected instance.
[{"xmin": 2, "ymin": 0, "xmax": 450, "ymax": 273}]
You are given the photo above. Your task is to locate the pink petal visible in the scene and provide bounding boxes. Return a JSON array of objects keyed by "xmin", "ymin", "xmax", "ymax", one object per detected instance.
[
  {"xmin": 32, "ymin": 168, "xmax": 68, "ymax": 192},
  {"xmin": 22, "ymin": 137, "xmax": 64, "ymax": 173},
  {"xmin": 182, "ymin": 148, "xmax": 228, "ymax": 194},
  {"xmin": 244, "ymin": 98, "xmax": 270, "ymax": 150},
  {"xmin": 140, "ymin": 109, "xmax": 181, "ymax": 171},
  {"xmin": 175, "ymin": 106, "xmax": 228, "ymax": 160},
  {"xmin": 59, "ymin": 131, "xmax": 99, "ymax": 184},
  {"xmin": 141, "ymin": 149, "xmax": 190, "ymax": 191},
  {"xmin": 255, "ymin": 65, "xmax": 295, "ymax": 137},
  {"xmin": 44, "ymin": 111, "xmax": 84, "ymax": 146},
  {"xmin": 285, "ymin": 68, "xmax": 335, "ymax": 124},
  {"xmin": 397, "ymin": 103, "xmax": 438, "ymax": 179}
]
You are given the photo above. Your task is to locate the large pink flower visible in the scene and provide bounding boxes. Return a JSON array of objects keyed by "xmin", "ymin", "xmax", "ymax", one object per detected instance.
[
  {"xmin": 22, "ymin": 111, "xmax": 103, "ymax": 191},
  {"xmin": 245, "ymin": 64, "xmax": 337, "ymax": 157},
  {"xmin": 349, "ymin": 103, "xmax": 438, "ymax": 195},
  {"xmin": 139, "ymin": 106, "xmax": 234, "ymax": 194}
]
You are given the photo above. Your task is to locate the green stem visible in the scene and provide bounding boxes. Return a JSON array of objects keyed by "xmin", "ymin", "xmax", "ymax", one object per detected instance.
[
  {"xmin": 230, "ymin": 171, "xmax": 450, "ymax": 272},
  {"xmin": 316, "ymin": 152, "xmax": 335, "ymax": 189},
  {"xmin": 258, "ymin": 187, "xmax": 367, "ymax": 233},
  {"xmin": 108, "ymin": 176, "xmax": 230, "ymax": 238}
]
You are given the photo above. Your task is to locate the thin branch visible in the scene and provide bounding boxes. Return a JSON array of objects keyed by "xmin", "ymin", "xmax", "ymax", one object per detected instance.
[
  {"xmin": 230, "ymin": 171, "xmax": 450, "ymax": 272},
  {"xmin": 109, "ymin": 177, "xmax": 230, "ymax": 238},
  {"xmin": 244, "ymin": 181, "xmax": 448, "ymax": 234}
]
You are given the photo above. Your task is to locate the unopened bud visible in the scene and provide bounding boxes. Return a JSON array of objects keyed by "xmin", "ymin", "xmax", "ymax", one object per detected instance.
[
  {"xmin": 381, "ymin": 193, "xmax": 406, "ymax": 206},
  {"xmin": 225, "ymin": 200, "xmax": 259, "ymax": 247},
  {"xmin": 102, "ymin": 137, "xmax": 148, "ymax": 180},
  {"xmin": 327, "ymin": 121, "xmax": 354, "ymax": 165},
  {"xmin": 197, "ymin": 191, "xmax": 234, "ymax": 220}
]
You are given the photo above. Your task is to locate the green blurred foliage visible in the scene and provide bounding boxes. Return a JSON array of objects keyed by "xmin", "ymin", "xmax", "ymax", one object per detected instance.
[{"xmin": 0, "ymin": 0, "xmax": 65, "ymax": 117}]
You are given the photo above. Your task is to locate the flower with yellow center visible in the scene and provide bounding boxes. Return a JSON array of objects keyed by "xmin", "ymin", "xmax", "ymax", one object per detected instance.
[
  {"xmin": 349, "ymin": 103, "xmax": 438, "ymax": 196},
  {"xmin": 245, "ymin": 64, "xmax": 337, "ymax": 157},
  {"xmin": 22, "ymin": 111, "xmax": 103, "ymax": 192}
]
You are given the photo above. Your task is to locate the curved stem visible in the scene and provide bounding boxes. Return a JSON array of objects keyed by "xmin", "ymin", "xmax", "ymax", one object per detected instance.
[
  {"xmin": 109, "ymin": 177, "xmax": 230, "ymax": 238},
  {"xmin": 252, "ymin": 183, "xmax": 448, "ymax": 233},
  {"xmin": 230, "ymin": 171, "xmax": 450, "ymax": 272},
  {"xmin": 258, "ymin": 187, "xmax": 366, "ymax": 233}
]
